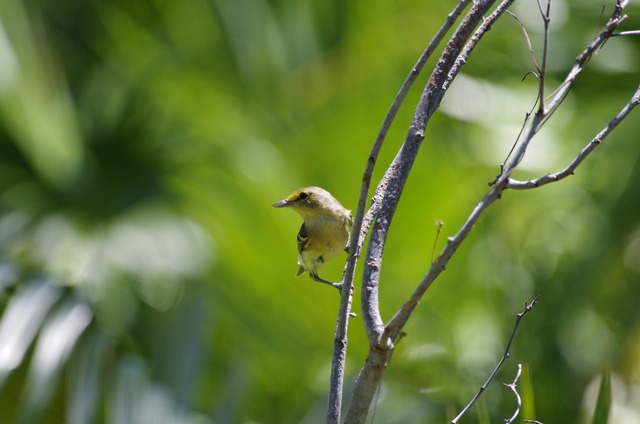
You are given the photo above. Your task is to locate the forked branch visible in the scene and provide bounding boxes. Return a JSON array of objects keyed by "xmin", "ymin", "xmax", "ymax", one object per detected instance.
[
  {"xmin": 452, "ymin": 298, "xmax": 539, "ymax": 423},
  {"xmin": 385, "ymin": 0, "xmax": 631, "ymax": 347},
  {"xmin": 333, "ymin": 1, "xmax": 635, "ymax": 423},
  {"xmin": 328, "ymin": 1, "xmax": 475, "ymax": 422},
  {"xmin": 507, "ymin": 85, "xmax": 640, "ymax": 190}
]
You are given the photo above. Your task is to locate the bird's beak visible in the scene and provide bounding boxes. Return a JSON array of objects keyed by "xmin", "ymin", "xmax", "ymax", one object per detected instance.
[{"xmin": 272, "ymin": 199, "xmax": 291, "ymax": 208}]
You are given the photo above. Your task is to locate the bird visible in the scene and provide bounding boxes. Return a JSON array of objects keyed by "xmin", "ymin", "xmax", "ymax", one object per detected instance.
[{"xmin": 273, "ymin": 186, "xmax": 352, "ymax": 289}]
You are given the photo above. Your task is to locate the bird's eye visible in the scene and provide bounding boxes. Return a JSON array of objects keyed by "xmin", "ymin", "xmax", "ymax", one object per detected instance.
[{"xmin": 298, "ymin": 192, "xmax": 309, "ymax": 200}]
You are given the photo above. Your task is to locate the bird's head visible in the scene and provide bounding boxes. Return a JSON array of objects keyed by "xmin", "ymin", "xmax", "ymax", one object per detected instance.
[{"xmin": 272, "ymin": 186, "xmax": 345, "ymax": 220}]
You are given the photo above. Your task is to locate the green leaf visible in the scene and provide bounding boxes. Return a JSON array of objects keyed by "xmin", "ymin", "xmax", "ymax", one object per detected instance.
[{"xmin": 592, "ymin": 368, "xmax": 611, "ymax": 424}]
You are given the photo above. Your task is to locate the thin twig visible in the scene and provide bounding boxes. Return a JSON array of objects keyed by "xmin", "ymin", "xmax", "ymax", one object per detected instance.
[
  {"xmin": 507, "ymin": 11, "xmax": 541, "ymax": 73},
  {"xmin": 490, "ymin": 93, "xmax": 538, "ymax": 187},
  {"xmin": 536, "ymin": 0, "xmax": 552, "ymax": 113},
  {"xmin": 504, "ymin": 364, "xmax": 523, "ymax": 424},
  {"xmin": 507, "ymin": 85, "xmax": 640, "ymax": 189},
  {"xmin": 612, "ymin": 30, "xmax": 640, "ymax": 36},
  {"xmin": 431, "ymin": 220, "xmax": 444, "ymax": 264},
  {"xmin": 451, "ymin": 298, "xmax": 539, "ymax": 424}
]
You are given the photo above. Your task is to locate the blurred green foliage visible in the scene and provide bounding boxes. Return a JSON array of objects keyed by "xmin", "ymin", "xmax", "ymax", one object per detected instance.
[{"xmin": 0, "ymin": 0, "xmax": 639, "ymax": 423}]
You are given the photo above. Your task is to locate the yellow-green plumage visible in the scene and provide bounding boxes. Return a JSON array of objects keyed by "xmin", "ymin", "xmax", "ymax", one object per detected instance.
[{"xmin": 273, "ymin": 186, "xmax": 352, "ymax": 288}]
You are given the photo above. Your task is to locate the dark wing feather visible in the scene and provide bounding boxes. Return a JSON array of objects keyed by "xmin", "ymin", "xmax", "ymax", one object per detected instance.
[{"xmin": 296, "ymin": 223, "xmax": 309, "ymax": 254}]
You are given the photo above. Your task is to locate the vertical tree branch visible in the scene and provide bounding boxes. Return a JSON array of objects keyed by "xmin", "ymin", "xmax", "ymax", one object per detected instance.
[
  {"xmin": 364, "ymin": 0, "xmax": 503, "ymax": 345},
  {"xmin": 345, "ymin": 2, "xmax": 506, "ymax": 423},
  {"xmin": 327, "ymin": 1, "xmax": 475, "ymax": 423},
  {"xmin": 536, "ymin": 0, "xmax": 552, "ymax": 113},
  {"xmin": 381, "ymin": 0, "xmax": 519, "ymax": 349}
]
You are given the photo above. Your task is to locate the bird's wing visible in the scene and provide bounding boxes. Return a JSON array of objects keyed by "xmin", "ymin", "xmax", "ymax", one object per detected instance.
[{"xmin": 297, "ymin": 222, "xmax": 309, "ymax": 254}]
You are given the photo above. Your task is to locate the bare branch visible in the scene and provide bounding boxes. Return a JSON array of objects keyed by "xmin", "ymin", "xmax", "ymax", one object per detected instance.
[
  {"xmin": 360, "ymin": 0, "xmax": 502, "ymax": 345},
  {"xmin": 496, "ymin": 0, "xmax": 628, "ymax": 184},
  {"xmin": 507, "ymin": 85, "xmax": 640, "ymax": 190},
  {"xmin": 452, "ymin": 298, "xmax": 539, "ymax": 424},
  {"xmin": 327, "ymin": 1, "xmax": 475, "ymax": 422},
  {"xmin": 344, "ymin": 2, "xmax": 510, "ymax": 423},
  {"xmin": 383, "ymin": 0, "xmax": 522, "ymax": 347}
]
